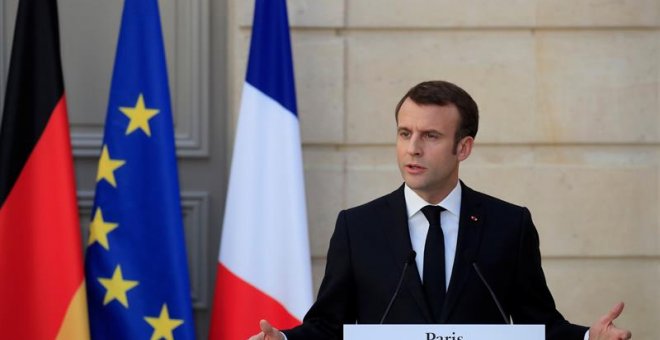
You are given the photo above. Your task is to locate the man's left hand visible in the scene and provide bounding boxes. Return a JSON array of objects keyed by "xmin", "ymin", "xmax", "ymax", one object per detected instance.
[{"xmin": 588, "ymin": 302, "xmax": 632, "ymax": 340}]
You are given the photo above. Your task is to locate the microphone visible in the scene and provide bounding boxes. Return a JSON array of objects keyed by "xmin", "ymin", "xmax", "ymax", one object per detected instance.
[
  {"xmin": 380, "ymin": 250, "xmax": 416, "ymax": 324},
  {"xmin": 472, "ymin": 262, "xmax": 511, "ymax": 324}
]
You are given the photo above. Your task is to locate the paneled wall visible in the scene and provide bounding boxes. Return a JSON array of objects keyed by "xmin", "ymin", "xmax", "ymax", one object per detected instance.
[
  {"xmin": 1, "ymin": 0, "xmax": 223, "ymax": 337},
  {"xmin": 229, "ymin": 1, "xmax": 659, "ymax": 338}
]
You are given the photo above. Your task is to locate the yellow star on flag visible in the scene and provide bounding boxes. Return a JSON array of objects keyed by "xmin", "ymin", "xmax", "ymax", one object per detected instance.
[
  {"xmin": 98, "ymin": 265, "xmax": 139, "ymax": 308},
  {"xmin": 119, "ymin": 93, "xmax": 159, "ymax": 136},
  {"xmin": 144, "ymin": 304, "xmax": 184, "ymax": 340},
  {"xmin": 96, "ymin": 145, "xmax": 125, "ymax": 187},
  {"xmin": 88, "ymin": 208, "xmax": 118, "ymax": 250}
]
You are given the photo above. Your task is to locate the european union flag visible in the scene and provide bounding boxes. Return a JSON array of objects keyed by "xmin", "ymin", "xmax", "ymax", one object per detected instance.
[{"xmin": 85, "ymin": 1, "xmax": 196, "ymax": 339}]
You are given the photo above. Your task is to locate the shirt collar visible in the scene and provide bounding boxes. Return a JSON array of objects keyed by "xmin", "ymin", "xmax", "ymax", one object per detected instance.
[{"xmin": 404, "ymin": 181, "xmax": 462, "ymax": 218}]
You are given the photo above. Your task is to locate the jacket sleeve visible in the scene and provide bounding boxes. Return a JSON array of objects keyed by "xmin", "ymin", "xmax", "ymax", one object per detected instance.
[
  {"xmin": 511, "ymin": 207, "xmax": 588, "ymax": 340},
  {"xmin": 283, "ymin": 210, "xmax": 356, "ymax": 340}
]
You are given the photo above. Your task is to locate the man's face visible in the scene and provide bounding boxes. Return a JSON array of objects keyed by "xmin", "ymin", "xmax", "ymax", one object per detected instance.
[{"xmin": 396, "ymin": 98, "xmax": 472, "ymax": 203}]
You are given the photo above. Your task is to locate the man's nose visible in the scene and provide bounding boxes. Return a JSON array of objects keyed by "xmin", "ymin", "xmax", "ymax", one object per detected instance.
[{"xmin": 407, "ymin": 135, "xmax": 422, "ymax": 155}]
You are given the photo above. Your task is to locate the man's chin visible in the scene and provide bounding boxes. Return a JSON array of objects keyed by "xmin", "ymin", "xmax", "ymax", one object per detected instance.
[{"xmin": 403, "ymin": 179, "xmax": 426, "ymax": 191}]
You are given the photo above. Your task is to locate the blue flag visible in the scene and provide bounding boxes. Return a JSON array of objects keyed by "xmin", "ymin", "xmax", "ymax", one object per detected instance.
[{"xmin": 85, "ymin": 1, "xmax": 195, "ymax": 339}]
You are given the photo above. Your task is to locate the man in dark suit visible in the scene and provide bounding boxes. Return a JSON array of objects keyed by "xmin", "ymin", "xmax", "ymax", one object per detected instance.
[{"xmin": 249, "ymin": 81, "xmax": 632, "ymax": 340}]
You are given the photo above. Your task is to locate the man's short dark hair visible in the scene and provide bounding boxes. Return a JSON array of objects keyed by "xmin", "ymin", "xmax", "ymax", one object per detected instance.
[{"xmin": 395, "ymin": 80, "xmax": 479, "ymax": 150}]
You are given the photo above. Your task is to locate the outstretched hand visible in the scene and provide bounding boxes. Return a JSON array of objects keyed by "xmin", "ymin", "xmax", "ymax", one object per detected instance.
[
  {"xmin": 247, "ymin": 319, "xmax": 284, "ymax": 340},
  {"xmin": 588, "ymin": 302, "xmax": 632, "ymax": 340}
]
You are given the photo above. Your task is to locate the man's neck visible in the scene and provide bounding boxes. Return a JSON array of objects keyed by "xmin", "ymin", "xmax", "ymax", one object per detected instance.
[{"xmin": 411, "ymin": 181, "xmax": 460, "ymax": 204}]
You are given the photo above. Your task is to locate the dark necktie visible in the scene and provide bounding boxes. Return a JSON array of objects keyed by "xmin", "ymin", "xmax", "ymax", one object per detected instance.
[{"xmin": 421, "ymin": 205, "xmax": 446, "ymax": 322}]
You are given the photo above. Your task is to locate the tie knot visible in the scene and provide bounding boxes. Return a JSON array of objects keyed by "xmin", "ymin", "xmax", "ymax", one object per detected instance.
[{"xmin": 421, "ymin": 205, "xmax": 444, "ymax": 226}]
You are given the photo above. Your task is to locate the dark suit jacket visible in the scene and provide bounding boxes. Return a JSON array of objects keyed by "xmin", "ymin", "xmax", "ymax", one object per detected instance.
[{"xmin": 284, "ymin": 183, "xmax": 588, "ymax": 340}]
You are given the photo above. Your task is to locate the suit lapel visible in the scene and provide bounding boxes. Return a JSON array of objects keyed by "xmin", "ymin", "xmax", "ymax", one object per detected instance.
[
  {"xmin": 440, "ymin": 182, "xmax": 485, "ymax": 323},
  {"xmin": 383, "ymin": 185, "xmax": 434, "ymax": 323}
]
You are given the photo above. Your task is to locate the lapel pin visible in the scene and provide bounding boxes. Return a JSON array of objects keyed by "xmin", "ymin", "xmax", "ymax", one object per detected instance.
[{"xmin": 470, "ymin": 215, "xmax": 478, "ymax": 222}]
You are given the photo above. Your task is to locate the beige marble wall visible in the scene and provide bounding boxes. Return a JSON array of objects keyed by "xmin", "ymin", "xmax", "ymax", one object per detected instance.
[{"xmin": 229, "ymin": 1, "xmax": 659, "ymax": 337}]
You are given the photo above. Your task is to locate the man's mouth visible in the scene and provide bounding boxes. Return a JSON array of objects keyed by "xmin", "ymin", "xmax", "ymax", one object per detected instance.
[{"xmin": 405, "ymin": 164, "xmax": 426, "ymax": 173}]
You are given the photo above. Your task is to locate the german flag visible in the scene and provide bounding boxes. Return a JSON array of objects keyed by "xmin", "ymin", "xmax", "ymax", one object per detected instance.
[{"xmin": 0, "ymin": 0, "xmax": 90, "ymax": 338}]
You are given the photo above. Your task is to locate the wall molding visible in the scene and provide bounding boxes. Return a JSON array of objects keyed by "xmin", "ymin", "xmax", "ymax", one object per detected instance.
[{"xmin": 71, "ymin": 0, "xmax": 210, "ymax": 158}]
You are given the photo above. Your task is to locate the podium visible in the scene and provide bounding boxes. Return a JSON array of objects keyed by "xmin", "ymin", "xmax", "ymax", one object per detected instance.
[{"xmin": 344, "ymin": 324, "xmax": 544, "ymax": 340}]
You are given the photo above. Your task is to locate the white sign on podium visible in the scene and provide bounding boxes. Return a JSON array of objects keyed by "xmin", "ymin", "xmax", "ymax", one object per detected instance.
[{"xmin": 344, "ymin": 324, "xmax": 544, "ymax": 340}]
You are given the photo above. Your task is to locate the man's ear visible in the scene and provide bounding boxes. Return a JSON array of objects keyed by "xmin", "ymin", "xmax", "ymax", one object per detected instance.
[{"xmin": 457, "ymin": 136, "xmax": 474, "ymax": 161}]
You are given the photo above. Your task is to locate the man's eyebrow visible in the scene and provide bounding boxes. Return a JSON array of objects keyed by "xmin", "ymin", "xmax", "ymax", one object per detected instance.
[
  {"xmin": 423, "ymin": 129, "xmax": 443, "ymax": 134},
  {"xmin": 417, "ymin": 128, "xmax": 444, "ymax": 134}
]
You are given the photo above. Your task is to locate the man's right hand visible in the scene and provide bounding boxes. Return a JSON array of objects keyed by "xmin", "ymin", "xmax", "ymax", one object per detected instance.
[{"xmin": 247, "ymin": 319, "xmax": 284, "ymax": 340}]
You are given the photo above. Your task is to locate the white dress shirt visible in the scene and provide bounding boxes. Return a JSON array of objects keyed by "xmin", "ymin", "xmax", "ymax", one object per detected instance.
[{"xmin": 404, "ymin": 182, "xmax": 461, "ymax": 289}]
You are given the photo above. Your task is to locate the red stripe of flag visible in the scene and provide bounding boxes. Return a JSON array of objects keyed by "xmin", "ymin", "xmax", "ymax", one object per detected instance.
[
  {"xmin": 0, "ymin": 98, "xmax": 86, "ymax": 338},
  {"xmin": 210, "ymin": 264, "xmax": 301, "ymax": 339}
]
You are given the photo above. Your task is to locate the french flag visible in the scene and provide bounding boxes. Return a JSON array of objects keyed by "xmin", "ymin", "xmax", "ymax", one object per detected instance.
[{"xmin": 209, "ymin": 0, "xmax": 313, "ymax": 338}]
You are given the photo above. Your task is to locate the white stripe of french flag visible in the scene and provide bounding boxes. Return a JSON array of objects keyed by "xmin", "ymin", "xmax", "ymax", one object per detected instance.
[{"xmin": 209, "ymin": 0, "xmax": 313, "ymax": 338}]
